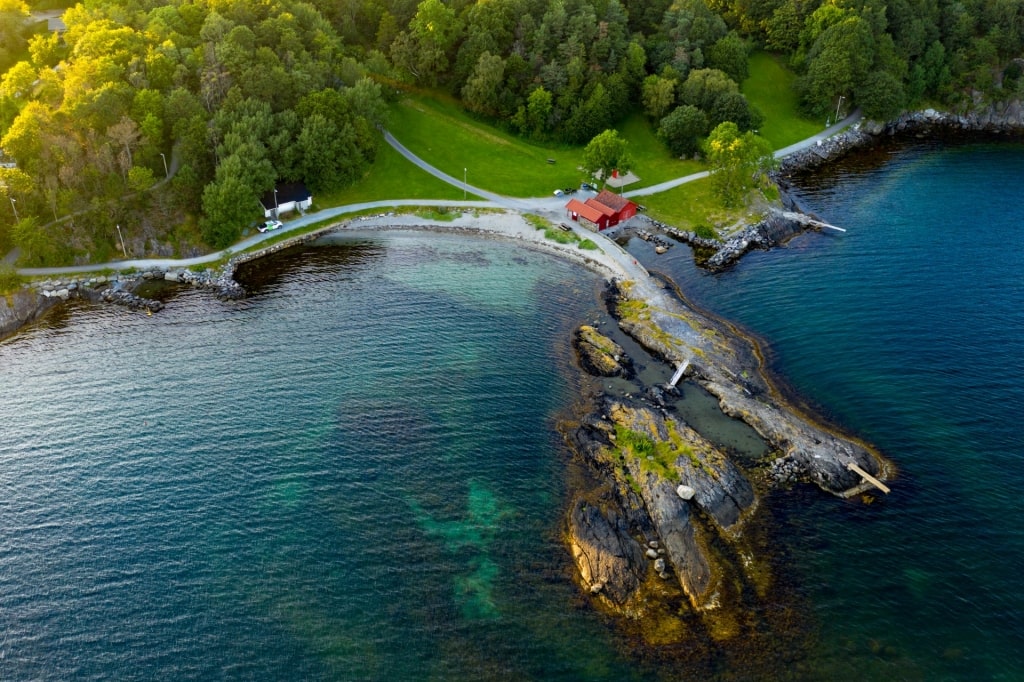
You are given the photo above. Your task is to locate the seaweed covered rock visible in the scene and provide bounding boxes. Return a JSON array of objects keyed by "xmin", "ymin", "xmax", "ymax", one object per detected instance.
[
  {"xmin": 567, "ymin": 395, "xmax": 758, "ymax": 614},
  {"xmin": 573, "ymin": 325, "xmax": 633, "ymax": 378},
  {"xmin": 567, "ymin": 496, "xmax": 647, "ymax": 605},
  {"xmin": 606, "ymin": 280, "xmax": 888, "ymax": 494}
]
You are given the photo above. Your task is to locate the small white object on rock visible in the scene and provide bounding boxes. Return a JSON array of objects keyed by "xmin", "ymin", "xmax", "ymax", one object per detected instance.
[
  {"xmin": 654, "ymin": 557, "xmax": 666, "ymax": 574},
  {"xmin": 676, "ymin": 485, "xmax": 696, "ymax": 500},
  {"xmin": 646, "ymin": 548, "xmax": 659, "ymax": 560}
]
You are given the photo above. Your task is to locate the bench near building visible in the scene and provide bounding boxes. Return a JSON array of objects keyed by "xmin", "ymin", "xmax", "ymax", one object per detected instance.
[{"xmin": 565, "ymin": 190, "xmax": 637, "ymax": 230}]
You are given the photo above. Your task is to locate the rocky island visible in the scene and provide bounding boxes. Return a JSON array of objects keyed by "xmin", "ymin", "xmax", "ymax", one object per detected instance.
[{"xmin": 564, "ymin": 273, "xmax": 891, "ymax": 646}]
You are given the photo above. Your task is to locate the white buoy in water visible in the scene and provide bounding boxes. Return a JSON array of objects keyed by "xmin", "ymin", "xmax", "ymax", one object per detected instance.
[{"xmin": 668, "ymin": 360, "xmax": 690, "ymax": 388}]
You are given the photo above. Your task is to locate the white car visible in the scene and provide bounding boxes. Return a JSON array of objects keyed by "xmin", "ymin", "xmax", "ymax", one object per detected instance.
[{"xmin": 257, "ymin": 220, "xmax": 283, "ymax": 233}]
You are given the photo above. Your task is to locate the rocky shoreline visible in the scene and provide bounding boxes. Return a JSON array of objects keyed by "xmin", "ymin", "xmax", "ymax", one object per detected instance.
[
  {"xmin": 1, "ymin": 210, "xmax": 628, "ymax": 343},
  {"xmin": 626, "ymin": 105, "xmax": 1024, "ymax": 273},
  {"xmin": 0, "ymin": 268, "xmax": 242, "ymax": 340},
  {"xmin": 0, "ymin": 200, "xmax": 895, "ymax": 651}
]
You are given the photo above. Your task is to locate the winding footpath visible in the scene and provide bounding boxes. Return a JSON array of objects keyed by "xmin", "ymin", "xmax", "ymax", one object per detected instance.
[{"xmin": 15, "ymin": 111, "xmax": 860, "ymax": 281}]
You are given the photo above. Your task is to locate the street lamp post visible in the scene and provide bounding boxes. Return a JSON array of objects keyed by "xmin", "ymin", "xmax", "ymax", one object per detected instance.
[
  {"xmin": 9, "ymin": 197, "xmax": 18, "ymax": 222},
  {"xmin": 273, "ymin": 188, "xmax": 279, "ymax": 218},
  {"xmin": 160, "ymin": 152, "xmax": 169, "ymax": 179},
  {"xmin": 115, "ymin": 224, "xmax": 127, "ymax": 258},
  {"xmin": 835, "ymin": 95, "xmax": 844, "ymax": 125},
  {"xmin": 463, "ymin": 168, "xmax": 467, "ymax": 201}
]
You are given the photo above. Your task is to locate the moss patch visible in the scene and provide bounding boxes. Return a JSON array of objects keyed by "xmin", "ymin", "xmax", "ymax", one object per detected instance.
[{"xmin": 614, "ymin": 425, "xmax": 682, "ymax": 484}]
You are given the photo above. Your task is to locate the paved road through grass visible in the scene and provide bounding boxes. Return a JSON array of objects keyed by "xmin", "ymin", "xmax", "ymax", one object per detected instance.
[{"xmin": 16, "ymin": 111, "xmax": 860, "ymax": 278}]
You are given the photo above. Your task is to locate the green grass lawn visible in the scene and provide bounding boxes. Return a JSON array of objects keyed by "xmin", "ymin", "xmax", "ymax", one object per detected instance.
[
  {"xmin": 316, "ymin": 137, "xmax": 464, "ymax": 205},
  {"xmin": 321, "ymin": 58, "xmax": 822, "ymax": 234},
  {"xmin": 743, "ymin": 52, "xmax": 823, "ymax": 149},
  {"xmin": 640, "ymin": 178, "xmax": 729, "ymax": 230},
  {"xmin": 615, "ymin": 112, "xmax": 705, "ymax": 187},
  {"xmin": 388, "ymin": 94, "xmax": 586, "ymax": 197},
  {"xmin": 640, "ymin": 178, "xmax": 771, "ymax": 234}
]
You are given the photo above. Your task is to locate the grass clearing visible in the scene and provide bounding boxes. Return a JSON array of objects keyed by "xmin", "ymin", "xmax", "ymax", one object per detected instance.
[
  {"xmin": 743, "ymin": 52, "xmax": 823, "ymax": 149},
  {"xmin": 640, "ymin": 178, "xmax": 730, "ymax": 230},
  {"xmin": 640, "ymin": 175, "xmax": 772, "ymax": 234},
  {"xmin": 615, "ymin": 113, "xmax": 705, "ymax": 187},
  {"xmin": 389, "ymin": 94, "xmax": 585, "ymax": 197},
  {"xmin": 615, "ymin": 425, "xmax": 682, "ymax": 483},
  {"xmin": 318, "ymin": 138, "xmax": 464, "ymax": 205}
]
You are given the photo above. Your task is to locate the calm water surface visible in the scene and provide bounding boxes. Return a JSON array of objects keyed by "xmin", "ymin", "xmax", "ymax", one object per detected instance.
[
  {"xmin": 3, "ymin": 139, "xmax": 1023, "ymax": 680},
  {"xmin": 632, "ymin": 139, "xmax": 1024, "ymax": 680},
  {"xmin": 0, "ymin": 234, "xmax": 663, "ymax": 680}
]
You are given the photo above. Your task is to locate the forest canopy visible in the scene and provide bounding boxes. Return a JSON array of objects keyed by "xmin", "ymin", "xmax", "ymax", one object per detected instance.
[{"xmin": 1, "ymin": 0, "xmax": 1022, "ymax": 261}]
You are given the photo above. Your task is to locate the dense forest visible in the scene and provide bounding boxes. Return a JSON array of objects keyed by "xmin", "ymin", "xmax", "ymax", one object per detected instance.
[{"xmin": 1, "ymin": 0, "xmax": 1022, "ymax": 263}]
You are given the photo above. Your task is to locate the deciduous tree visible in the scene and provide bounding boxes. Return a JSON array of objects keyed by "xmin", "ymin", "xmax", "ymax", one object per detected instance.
[
  {"xmin": 582, "ymin": 129, "xmax": 632, "ymax": 185},
  {"xmin": 703, "ymin": 121, "xmax": 774, "ymax": 207},
  {"xmin": 658, "ymin": 104, "xmax": 707, "ymax": 157},
  {"xmin": 641, "ymin": 74, "xmax": 676, "ymax": 121}
]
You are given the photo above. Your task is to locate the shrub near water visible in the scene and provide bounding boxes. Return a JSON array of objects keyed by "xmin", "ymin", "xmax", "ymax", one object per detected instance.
[
  {"xmin": 694, "ymin": 224, "xmax": 718, "ymax": 240},
  {"xmin": 0, "ymin": 264, "xmax": 22, "ymax": 293}
]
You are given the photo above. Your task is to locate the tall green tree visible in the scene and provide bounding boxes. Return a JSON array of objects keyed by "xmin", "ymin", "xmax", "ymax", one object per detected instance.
[
  {"xmin": 461, "ymin": 52, "xmax": 506, "ymax": 117},
  {"xmin": 641, "ymin": 74, "xmax": 676, "ymax": 121},
  {"xmin": 703, "ymin": 121, "xmax": 774, "ymax": 207},
  {"xmin": 581, "ymin": 129, "xmax": 632, "ymax": 185},
  {"xmin": 199, "ymin": 155, "xmax": 261, "ymax": 249},
  {"xmin": 0, "ymin": 0, "xmax": 30, "ymax": 71},
  {"xmin": 658, "ymin": 104, "xmax": 707, "ymax": 157},
  {"xmin": 706, "ymin": 33, "xmax": 749, "ymax": 84},
  {"xmin": 798, "ymin": 16, "xmax": 875, "ymax": 115}
]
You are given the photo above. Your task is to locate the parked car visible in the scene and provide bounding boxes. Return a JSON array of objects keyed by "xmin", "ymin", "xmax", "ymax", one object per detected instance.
[
  {"xmin": 553, "ymin": 189, "xmax": 564, "ymax": 196},
  {"xmin": 258, "ymin": 220, "xmax": 283, "ymax": 233},
  {"xmin": 581, "ymin": 182, "xmax": 595, "ymax": 191}
]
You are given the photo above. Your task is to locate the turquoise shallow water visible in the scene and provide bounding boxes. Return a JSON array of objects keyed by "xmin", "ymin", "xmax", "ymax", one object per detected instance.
[
  {"xmin": 633, "ymin": 139, "xmax": 1024, "ymax": 679},
  {"xmin": 0, "ymin": 234, "xmax": 668, "ymax": 680}
]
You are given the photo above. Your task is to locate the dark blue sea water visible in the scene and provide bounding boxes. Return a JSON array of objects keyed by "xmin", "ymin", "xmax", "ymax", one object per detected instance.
[
  {"xmin": 633, "ymin": 139, "xmax": 1024, "ymax": 680},
  {"xmin": 3, "ymin": 139, "xmax": 1023, "ymax": 681}
]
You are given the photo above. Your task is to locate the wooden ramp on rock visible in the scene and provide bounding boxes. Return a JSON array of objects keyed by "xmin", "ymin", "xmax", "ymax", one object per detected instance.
[{"xmin": 841, "ymin": 462, "xmax": 891, "ymax": 498}]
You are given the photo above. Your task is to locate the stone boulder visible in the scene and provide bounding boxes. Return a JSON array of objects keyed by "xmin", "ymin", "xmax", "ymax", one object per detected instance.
[
  {"xmin": 0, "ymin": 288, "xmax": 59, "ymax": 340},
  {"xmin": 573, "ymin": 325, "xmax": 633, "ymax": 378},
  {"xmin": 567, "ymin": 495, "xmax": 647, "ymax": 605}
]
